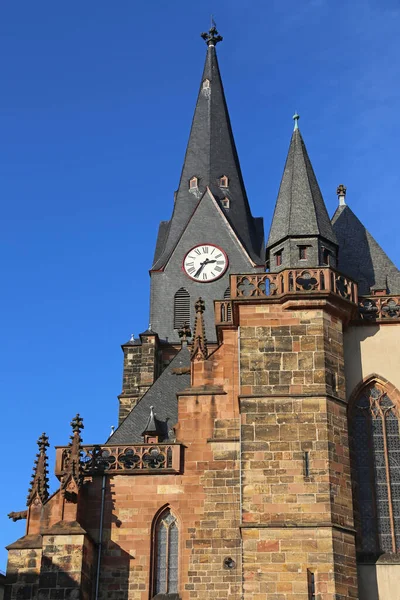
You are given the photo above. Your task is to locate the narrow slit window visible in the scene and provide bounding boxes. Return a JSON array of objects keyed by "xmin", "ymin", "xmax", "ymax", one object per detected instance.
[
  {"xmin": 189, "ymin": 177, "xmax": 198, "ymax": 190},
  {"xmin": 307, "ymin": 570, "xmax": 316, "ymax": 600},
  {"xmin": 219, "ymin": 175, "xmax": 229, "ymax": 188},
  {"xmin": 304, "ymin": 451, "xmax": 310, "ymax": 477},
  {"xmin": 275, "ymin": 250, "xmax": 282, "ymax": 267}
]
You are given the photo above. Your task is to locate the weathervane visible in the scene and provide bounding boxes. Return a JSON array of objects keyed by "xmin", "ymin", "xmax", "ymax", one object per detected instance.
[{"xmin": 201, "ymin": 18, "xmax": 223, "ymax": 47}]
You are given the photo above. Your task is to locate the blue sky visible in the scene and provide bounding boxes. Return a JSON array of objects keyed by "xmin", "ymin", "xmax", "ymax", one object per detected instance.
[{"xmin": 1, "ymin": 0, "xmax": 400, "ymax": 568}]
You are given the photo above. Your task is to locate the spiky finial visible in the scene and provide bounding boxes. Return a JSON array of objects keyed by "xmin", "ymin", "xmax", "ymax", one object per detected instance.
[
  {"xmin": 60, "ymin": 414, "xmax": 84, "ymax": 502},
  {"xmin": 190, "ymin": 298, "xmax": 208, "ymax": 361},
  {"xmin": 178, "ymin": 322, "xmax": 192, "ymax": 343},
  {"xmin": 201, "ymin": 21, "xmax": 223, "ymax": 47},
  {"xmin": 293, "ymin": 112, "xmax": 300, "ymax": 130},
  {"xmin": 27, "ymin": 433, "xmax": 50, "ymax": 506}
]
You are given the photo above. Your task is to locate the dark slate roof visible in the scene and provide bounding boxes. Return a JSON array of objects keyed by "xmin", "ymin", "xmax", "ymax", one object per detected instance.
[
  {"xmin": 152, "ymin": 44, "xmax": 264, "ymax": 268},
  {"xmin": 107, "ymin": 347, "xmax": 191, "ymax": 444},
  {"xmin": 267, "ymin": 128, "xmax": 337, "ymax": 249},
  {"xmin": 332, "ymin": 204, "xmax": 400, "ymax": 295}
]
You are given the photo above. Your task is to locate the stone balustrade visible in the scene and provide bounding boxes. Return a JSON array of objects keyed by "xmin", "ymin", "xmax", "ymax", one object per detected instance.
[{"xmin": 55, "ymin": 443, "xmax": 182, "ymax": 476}]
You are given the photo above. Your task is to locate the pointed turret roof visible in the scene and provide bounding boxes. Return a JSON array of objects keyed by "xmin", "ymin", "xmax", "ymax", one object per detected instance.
[
  {"xmin": 152, "ymin": 27, "xmax": 264, "ymax": 269},
  {"xmin": 267, "ymin": 119, "xmax": 337, "ymax": 249},
  {"xmin": 332, "ymin": 202, "xmax": 400, "ymax": 295}
]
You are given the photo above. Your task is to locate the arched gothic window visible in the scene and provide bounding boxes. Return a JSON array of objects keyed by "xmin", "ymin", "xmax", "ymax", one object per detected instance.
[
  {"xmin": 153, "ymin": 509, "xmax": 179, "ymax": 596},
  {"xmin": 174, "ymin": 288, "xmax": 190, "ymax": 330},
  {"xmin": 350, "ymin": 380, "xmax": 400, "ymax": 554}
]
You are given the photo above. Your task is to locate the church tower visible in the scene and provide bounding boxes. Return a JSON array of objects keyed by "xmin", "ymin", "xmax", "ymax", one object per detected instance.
[{"xmin": 149, "ymin": 27, "xmax": 264, "ymax": 343}]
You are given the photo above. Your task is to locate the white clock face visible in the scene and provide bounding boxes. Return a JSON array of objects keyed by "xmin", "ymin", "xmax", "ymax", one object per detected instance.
[{"xmin": 183, "ymin": 244, "xmax": 228, "ymax": 282}]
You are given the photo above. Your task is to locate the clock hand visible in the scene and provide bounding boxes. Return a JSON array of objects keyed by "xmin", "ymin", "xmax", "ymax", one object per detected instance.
[{"xmin": 194, "ymin": 258, "xmax": 209, "ymax": 278}]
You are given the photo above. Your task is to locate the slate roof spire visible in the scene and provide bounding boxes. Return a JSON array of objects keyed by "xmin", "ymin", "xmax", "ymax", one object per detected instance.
[
  {"xmin": 152, "ymin": 26, "xmax": 264, "ymax": 269},
  {"xmin": 266, "ymin": 116, "xmax": 338, "ymax": 271}
]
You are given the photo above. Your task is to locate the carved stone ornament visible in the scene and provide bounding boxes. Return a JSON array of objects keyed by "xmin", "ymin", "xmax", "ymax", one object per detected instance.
[
  {"xmin": 27, "ymin": 432, "xmax": 50, "ymax": 506},
  {"xmin": 60, "ymin": 414, "xmax": 84, "ymax": 503},
  {"xmin": 8, "ymin": 510, "xmax": 28, "ymax": 522}
]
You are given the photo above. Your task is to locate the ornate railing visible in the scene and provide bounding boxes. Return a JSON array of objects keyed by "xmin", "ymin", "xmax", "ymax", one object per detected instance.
[
  {"xmin": 229, "ymin": 268, "xmax": 357, "ymax": 303},
  {"xmin": 55, "ymin": 443, "xmax": 182, "ymax": 477},
  {"xmin": 358, "ymin": 296, "xmax": 400, "ymax": 322}
]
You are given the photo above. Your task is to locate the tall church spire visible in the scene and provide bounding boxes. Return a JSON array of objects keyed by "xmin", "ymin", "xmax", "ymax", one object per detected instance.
[
  {"xmin": 266, "ymin": 117, "xmax": 337, "ymax": 271},
  {"xmin": 152, "ymin": 26, "xmax": 264, "ymax": 270}
]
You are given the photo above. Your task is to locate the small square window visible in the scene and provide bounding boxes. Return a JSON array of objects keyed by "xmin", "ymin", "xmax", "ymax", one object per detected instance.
[
  {"xmin": 275, "ymin": 250, "xmax": 282, "ymax": 266},
  {"xmin": 299, "ymin": 246, "xmax": 307, "ymax": 260}
]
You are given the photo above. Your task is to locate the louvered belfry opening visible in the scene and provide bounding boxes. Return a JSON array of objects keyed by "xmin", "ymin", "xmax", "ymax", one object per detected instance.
[{"xmin": 174, "ymin": 288, "xmax": 190, "ymax": 330}]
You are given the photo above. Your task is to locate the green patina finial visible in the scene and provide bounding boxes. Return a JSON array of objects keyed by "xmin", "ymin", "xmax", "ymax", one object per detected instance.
[{"xmin": 293, "ymin": 112, "xmax": 300, "ymax": 130}]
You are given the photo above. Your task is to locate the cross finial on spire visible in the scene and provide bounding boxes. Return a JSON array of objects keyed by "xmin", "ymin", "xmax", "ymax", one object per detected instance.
[
  {"xmin": 201, "ymin": 21, "xmax": 223, "ymax": 47},
  {"xmin": 293, "ymin": 112, "xmax": 300, "ymax": 130}
]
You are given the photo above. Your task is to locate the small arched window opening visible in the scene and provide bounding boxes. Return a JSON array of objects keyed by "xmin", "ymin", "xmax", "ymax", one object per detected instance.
[
  {"xmin": 152, "ymin": 508, "xmax": 179, "ymax": 597},
  {"xmin": 350, "ymin": 379, "xmax": 400, "ymax": 555},
  {"xmin": 202, "ymin": 79, "xmax": 210, "ymax": 89},
  {"xmin": 189, "ymin": 177, "xmax": 198, "ymax": 190},
  {"xmin": 174, "ymin": 288, "xmax": 190, "ymax": 330},
  {"xmin": 219, "ymin": 175, "xmax": 229, "ymax": 188}
]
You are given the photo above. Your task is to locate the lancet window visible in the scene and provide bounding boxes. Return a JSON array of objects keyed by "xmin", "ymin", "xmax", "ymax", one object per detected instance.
[
  {"xmin": 350, "ymin": 381, "xmax": 400, "ymax": 554},
  {"xmin": 153, "ymin": 509, "xmax": 179, "ymax": 596}
]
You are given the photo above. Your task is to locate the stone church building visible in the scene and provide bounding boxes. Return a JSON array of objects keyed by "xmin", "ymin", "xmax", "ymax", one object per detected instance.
[{"xmin": 4, "ymin": 26, "xmax": 400, "ymax": 600}]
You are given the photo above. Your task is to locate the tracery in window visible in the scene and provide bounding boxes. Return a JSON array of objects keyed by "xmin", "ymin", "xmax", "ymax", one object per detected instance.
[
  {"xmin": 154, "ymin": 509, "xmax": 178, "ymax": 596},
  {"xmin": 350, "ymin": 381, "xmax": 400, "ymax": 554}
]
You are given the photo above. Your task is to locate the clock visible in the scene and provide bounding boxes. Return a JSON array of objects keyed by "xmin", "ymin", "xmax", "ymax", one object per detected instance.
[{"xmin": 183, "ymin": 244, "xmax": 228, "ymax": 282}]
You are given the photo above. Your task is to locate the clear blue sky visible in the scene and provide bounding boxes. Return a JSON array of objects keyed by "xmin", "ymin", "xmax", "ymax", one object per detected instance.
[{"xmin": 1, "ymin": 0, "xmax": 399, "ymax": 568}]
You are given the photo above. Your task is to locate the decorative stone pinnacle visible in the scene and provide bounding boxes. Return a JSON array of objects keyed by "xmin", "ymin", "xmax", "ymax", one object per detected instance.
[
  {"xmin": 61, "ymin": 414, "xmax": 84, "ymax": 502},
  {"xmin": 293, "ymin": 112, "xmax": 300, "ymax": 130},
  {"xmin": 201, "ymin": 24, "xmax": 223, "ymax": 47},
  {"xmin": 191, "ymin": 297, "xmax": 208, "ymax": 361},
  {"xmin": 27, "ymin": 432, "xmax": 50, "ymax": 506},
  {"xmin": 337, "ymin": 184, "xmax": 347, "ymax": 206}
]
